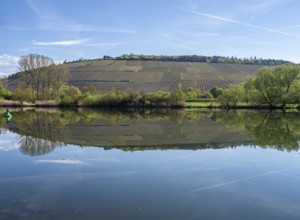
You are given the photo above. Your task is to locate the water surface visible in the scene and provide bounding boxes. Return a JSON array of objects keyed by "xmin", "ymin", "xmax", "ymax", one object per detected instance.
[{"xmin": 0, "ymin": 108, "xmax": 300, "ymax": 220}]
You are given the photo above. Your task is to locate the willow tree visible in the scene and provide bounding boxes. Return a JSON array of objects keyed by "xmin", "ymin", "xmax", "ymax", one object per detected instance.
[{"xmin": 17, "ymin": 54, "xmax": 69, "ymax": 100}]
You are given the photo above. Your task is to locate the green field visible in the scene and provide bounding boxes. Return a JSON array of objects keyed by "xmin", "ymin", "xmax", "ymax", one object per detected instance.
[{"xmin": 7, "ymin": 59, "xmax": 265, "ymax": 92}]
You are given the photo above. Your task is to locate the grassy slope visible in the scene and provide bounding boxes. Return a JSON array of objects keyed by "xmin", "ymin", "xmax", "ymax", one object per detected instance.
[{"xmin": 7, "ymin": 59, "xmax": 264, "ymax": 92}]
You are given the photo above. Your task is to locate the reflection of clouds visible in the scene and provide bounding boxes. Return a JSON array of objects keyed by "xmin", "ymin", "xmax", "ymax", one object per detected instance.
[
  {"xmin": 0, "ymin": 140, "xmax": 20, "ymax": 151},
  {"xmin": 166, "ymin": 153, "xmax": 195, "ymax": 161},
  {"xmin": 0, "ymin": 131, "xmax": 20, "ymax": 151},
  {"xmin": 36, "ymin": 159, "xmax": 89, "ymax": 166},
  {"xmin": 87, "ymin": 158, "xmax": 121, "ymax": 162}
]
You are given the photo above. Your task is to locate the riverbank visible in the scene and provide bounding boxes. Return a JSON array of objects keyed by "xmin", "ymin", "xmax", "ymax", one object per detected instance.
[{"xmin": 1, "ymin": 99, "xmax": 300, "ymax": 110}]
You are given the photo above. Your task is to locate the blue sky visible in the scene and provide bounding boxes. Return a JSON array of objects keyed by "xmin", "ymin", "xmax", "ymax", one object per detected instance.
[{"xmin": 1, "ymin": 0, "xmax": 300, "ymax": 75}]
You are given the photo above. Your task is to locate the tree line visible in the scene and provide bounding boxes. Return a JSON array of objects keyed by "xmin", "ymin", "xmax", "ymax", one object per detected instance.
[
  {"xmin": 63, "ymin": 54, "xmax": 293, "ymax": 66},
  {"xmin": 113, "ymin": 54, "xmax": 292, "ymax": 65}
]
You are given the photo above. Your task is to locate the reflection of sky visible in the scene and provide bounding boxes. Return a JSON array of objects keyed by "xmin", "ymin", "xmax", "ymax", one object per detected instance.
[{"xmin": 1, "ymin": 131, "xmax": 300, "ymax": 219}]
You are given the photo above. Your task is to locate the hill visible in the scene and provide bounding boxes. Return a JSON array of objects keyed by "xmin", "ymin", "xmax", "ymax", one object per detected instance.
[{"xmin": 7, "ymin": 59, "xmax": 266, "ymax": 93}]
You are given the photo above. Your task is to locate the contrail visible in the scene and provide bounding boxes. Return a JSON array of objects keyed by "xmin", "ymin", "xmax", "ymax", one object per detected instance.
[
  {"xmin": 174, "ymin": 6, "xmax": 293, "ymax": 36},
  {"xmin": 244, "ymin": 24, "xmax": 300, "ymax": 38}
]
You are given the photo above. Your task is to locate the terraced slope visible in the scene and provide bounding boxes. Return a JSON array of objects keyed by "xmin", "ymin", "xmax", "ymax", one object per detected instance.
[{"xmin": 7, "ymin": 60, "xmax": 264, "ymax": 92}]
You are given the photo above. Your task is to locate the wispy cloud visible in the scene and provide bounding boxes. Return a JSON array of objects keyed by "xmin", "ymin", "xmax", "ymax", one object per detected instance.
[
  {"xmin": 250, "ymin": 41, "xmax": 279, "ymax": 45},
  {"xmin": 74, "ymin": 25, "xmax": 138, "ymax": 34},
  {"xmin": 36, "ymin": 159, "xmax": 89, "ymax": 166},
  {"xmin": 26, "ymin": 0, "xmax": 137, "ymax": 34},
  {"xmin": 39, "ymin": 24, "xmax": 138, "ymax": 34},
  {"xmin": 173, "ymin": 30, "xmax": 219, "ymax": 37},
  {"xmin": 186, "ymin": 0, "xmax": 199, "ymax": 10},
  {"xmin": 166, "ymin": 43, "xmax": 198, "ymax": 52},
  {"xmin": 84, "ymin": 42, "xmax": 123, "ymax": 47},
  {"xmin": 7, "ymin": 26, "xmax": 30, "ymax": 31},
  {"xmin": 174, "ymin": 6, "xmax": 292, "ymax": 36},
  {"xmin": 236, "ymin": 0, "xmax": 286, "ymax": 14},
  {"xmin": 27, "ymin": 0, "xmax": 40, "ymax": 14},
  {"xmin": 32, "ymin": 39, "xmax": 89, "ymax": 46}
]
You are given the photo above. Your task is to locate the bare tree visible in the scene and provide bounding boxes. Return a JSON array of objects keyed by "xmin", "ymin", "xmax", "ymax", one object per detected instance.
[{"xmin": 17, "ymin": 54, "xmax": 69, "ymax": 100}]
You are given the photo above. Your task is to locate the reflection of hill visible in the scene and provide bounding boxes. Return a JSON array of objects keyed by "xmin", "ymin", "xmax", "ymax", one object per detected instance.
[
  {"xmin": 3, "ymin": 108, "xmax": 300, "ymax": 156},
  {"xmin": 67, "ymin": 115, "xmax": 252, "ymax": 148}
]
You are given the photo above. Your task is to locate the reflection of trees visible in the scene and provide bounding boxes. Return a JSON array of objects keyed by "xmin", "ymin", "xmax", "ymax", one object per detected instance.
[
  {"xmin": 63, "ymin": 108, "xmax": 188, "ymax": 123},
  {"xmin": 214, "ymin": 111, "xmax": 300, "ymax": 151},
  {"xmin": 19, "ymin": 136, "xmax": 63, "ymax": 156},
  {"xmin": 245, "ymin": 112, "xmax": 300, "ymax": 151},
  {"xmin": 14, "ymin": 111, "xmax": 68, "ymax": 156}
]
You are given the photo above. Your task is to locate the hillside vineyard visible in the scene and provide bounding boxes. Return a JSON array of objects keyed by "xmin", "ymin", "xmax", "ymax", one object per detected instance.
[{"xmin": 7, "ymin": 60, "xmax": 264, "ymax": 92}]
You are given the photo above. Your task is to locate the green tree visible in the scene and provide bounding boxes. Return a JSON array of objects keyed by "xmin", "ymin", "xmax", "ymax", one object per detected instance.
[
  {"xmin": 59, "ymin": 85, "xmax": 81, "ymax": 106},
  {"xmin": 12, "ymin": 82, "xmax": 34, "ymax": 104},
  {"xmin": 0, "ymin": 78, "xmax": 12, "ymax": 99},
  {"xmin": 244, "ymin": 65, "xmax": 300, "ymax": 107},
  {"xmin": 210, "ymin": 87, "xmax": 223, "ymax": 98},
  {"xmin": 170, "ymin": 84, "xmax": 185, "ymax": 107},
  {"xmin": 185, "ymin": 87, "xmax": 200, "ymax": 99},
  {"xmin": 218, "ymin": 84, "xmax": 244, "ymax": 107}
]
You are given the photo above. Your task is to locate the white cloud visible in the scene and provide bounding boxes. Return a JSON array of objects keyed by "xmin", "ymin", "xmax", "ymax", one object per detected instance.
[
  {"xmin": 0, "ymin": 140, "xmax": 20, "ymax": 151},
  {"xmin": 0, "ymin": 54, "xmax": 19, "ymax": 66},
  {"xmin": 0, "ymin": 54, "xmax": 19, "ymax": 76},
  {"xmin": 36, "ymin": 159, "xmax": 89, "ymax": 166},
  {"xmin": 32, "ymin": 39, "xmax": 89, "ymax": 46},
  {"xmin": 0, "ymin": 131, "xmax": 21, "ymax": 151}
]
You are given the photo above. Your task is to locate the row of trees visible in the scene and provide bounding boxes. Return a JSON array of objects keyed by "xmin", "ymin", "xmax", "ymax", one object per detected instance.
[
  {"xmin": 66, "ymin": 54, "xmax": 293, "ymax": 65},
  {"xmin": 216, "ymin": 65, "xmax": 300, "ymax": 108},
  {"xmin": 114, "ymin": 54, "xmax": 292, "ymax": 65}
]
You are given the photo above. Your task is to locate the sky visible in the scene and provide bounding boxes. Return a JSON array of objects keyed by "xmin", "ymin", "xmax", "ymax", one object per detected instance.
[{"xmin": 1, "ymin": 0, "xmax": 300, "ymax": 75}]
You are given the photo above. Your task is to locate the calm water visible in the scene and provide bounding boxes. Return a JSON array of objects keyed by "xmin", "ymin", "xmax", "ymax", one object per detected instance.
[{"xmin": 1, "ymin": 108, "xmax": 300, "ymax": 220}]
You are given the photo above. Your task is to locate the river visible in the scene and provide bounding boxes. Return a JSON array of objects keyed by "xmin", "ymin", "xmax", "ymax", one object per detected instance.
[{"xmin": 0, "ymin": 108, "xmax": 300, "ymax": 220}]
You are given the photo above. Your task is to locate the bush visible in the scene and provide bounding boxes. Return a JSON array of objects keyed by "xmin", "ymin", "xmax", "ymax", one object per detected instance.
[{"xmin": 59, "ymin": 85, "xmax": 81, "ymax": 106}]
